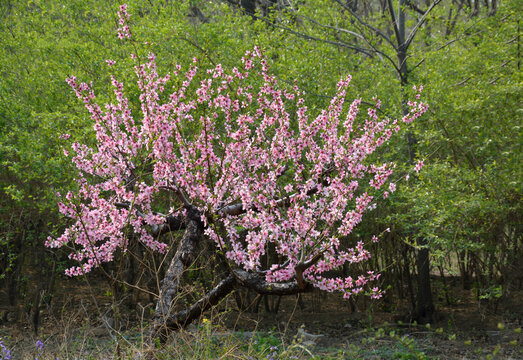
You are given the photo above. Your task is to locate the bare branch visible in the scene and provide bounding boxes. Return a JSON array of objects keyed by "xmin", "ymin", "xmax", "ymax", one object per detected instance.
[
  {"xmin": 299, "ymin": 10, "xmax": 401, "ymax": 73},
  {"xmin": 405, "ymin": 0, "xmax": 443, "ymax": 50},
  {"xmin": 266, "ymin": 20, "xmax": 376, "ymax": 57},
  {"xmin": 404, "ymin": 0, "xmax": 426, "ymax": 15},
  {"xmin": 449, "ymin": 76, "xmax": 471, "ymax": 87},
  {"xmin": 332, "ymin": 0, "xmax": 396, "ymax": 48},
  {"xmin": 410, "ymin": 57, "xmax": 425, "ymax": 73},
  {"xmin": 238, "ymin": 6, "xmax": 376, "ymax": 57},
  {"xmin": 386, "ymin": 0, "xmax": 402, "ymax": 47},
  {"xmin": 299, "ymin": 13, "xmax": 366, "ymax": 41}
]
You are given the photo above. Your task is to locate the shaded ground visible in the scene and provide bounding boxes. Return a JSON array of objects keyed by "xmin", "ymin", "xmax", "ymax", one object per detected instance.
[
  {"xmin": 0, "ymin": 277, "xmax": 521, "ymax": 359},
  {"xmin": 217, "ymin": 287, "xmax": 522, "ymax": 359}
]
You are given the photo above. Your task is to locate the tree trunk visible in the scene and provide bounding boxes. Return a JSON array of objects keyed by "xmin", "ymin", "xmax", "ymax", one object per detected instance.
[
  {"xmin": 150, "ymin": 206, "xmax": 203, "ymax": 342},
  {"xmin": 149, "ymin": 265, "xmax": 314, "ymax": 343},
  {"xmin": 395, "ymin": 0, "xmax": 435, "ymax": 323},
  {"xmin": 402, "ymin": 244, "xmax": 416, "ymax": 310},
  {"xmin": 414, "ymin": 245, "xmax": 434, "ymax": 323}
]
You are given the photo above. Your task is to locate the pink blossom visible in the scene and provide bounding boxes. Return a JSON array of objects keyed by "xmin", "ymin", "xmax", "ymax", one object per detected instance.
[
  {"xmin": 414, "ymin": 160, "xmax": 424, "ymax": 174},
  {"xmin": 117, "ymin": 4, "xmax": 131, "ymax": 39},
  {"xmin": 50, "ymin": 3, "xmax": 428, "ymax": 301},
  {"xmin": 389, "ymin": 182, "xmax": 396, "ymax": 192}
]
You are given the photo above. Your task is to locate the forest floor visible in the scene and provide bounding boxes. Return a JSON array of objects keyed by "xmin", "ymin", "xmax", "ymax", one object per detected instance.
[{"xmin": 1, "ymin": 277, "xmax": 522, "ymax": 359}]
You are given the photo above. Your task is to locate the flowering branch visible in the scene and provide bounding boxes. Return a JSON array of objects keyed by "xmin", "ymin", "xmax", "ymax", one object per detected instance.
[{"xmin": 50, "ymin": 3, "xmax": 428, "ymax": 338}]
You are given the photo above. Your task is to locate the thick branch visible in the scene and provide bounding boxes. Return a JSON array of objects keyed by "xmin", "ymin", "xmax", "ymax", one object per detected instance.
[
  {"xmin": 151, "ymin": 214, "xmax": 186, "ymax": 237},
  {"xmin": 234, "ymin": 269, "xmax": 314, "ymax": 295},
  {"xmin": 152, "ymin": 268, "xmax": 314, "ymax": 339},
  {"xmin": 217, "ymin": 190, "xmax": 303, "ymax": 217},
  {"xmin": 386, "ymin": 0, "xmax": 402, "ymax": 47},
  {"xmin": 160, "ymin": 274, "xmax": 237, "ymax": 333},
  {"xmin": 295, "ymin": 253, "xmax": 323, "ymax": 289}
]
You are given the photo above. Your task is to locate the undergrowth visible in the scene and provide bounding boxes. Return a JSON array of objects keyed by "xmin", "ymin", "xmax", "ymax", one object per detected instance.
[{"xmin": 0, "ymin": 318, "xmax": 520, "ymax": 359}]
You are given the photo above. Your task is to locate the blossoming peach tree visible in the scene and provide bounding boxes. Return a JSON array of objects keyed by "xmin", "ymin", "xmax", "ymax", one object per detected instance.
[{"xmin": 47, "ymin": 4, "xmax": 427, "ymax": 340}]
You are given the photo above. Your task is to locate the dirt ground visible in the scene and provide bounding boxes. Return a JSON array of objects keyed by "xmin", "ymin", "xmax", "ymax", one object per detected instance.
[
  {"xmin": 1, "ymin": 277, "xmax": 522, "ymax": 359},
  {"xmin": 217, "ymin": 286, "xmax": 522, "ymax": 359}
]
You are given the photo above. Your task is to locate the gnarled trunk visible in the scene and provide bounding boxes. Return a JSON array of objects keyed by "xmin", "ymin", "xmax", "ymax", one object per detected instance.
[
  {"xmin": 150, "ymin": 206, "xmax": 203, "ymax": 341},
  {"xmin": 148, "ymin": 206, "xmax": 315, "ymax": 343}
]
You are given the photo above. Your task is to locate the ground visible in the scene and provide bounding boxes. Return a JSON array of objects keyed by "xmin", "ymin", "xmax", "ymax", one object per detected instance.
[{"xmin": 0, "ymin": 276, "xmax": 521, "ymax": 359}]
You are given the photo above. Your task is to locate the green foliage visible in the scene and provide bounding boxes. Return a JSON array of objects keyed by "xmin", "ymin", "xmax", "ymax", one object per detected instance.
[
  {"xmin": 0, "ymin": 0, "xmax": 520, "ymax": 343},
  {"xmin": 400, "ymin": 0, "xmax": 521, "ymax": 291}
]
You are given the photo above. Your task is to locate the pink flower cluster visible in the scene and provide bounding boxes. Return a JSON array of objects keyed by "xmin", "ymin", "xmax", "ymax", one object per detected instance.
[
  {"xmin": 117, "ymin": 4, "xmax": 131, "ymax": 39},
  {"xmin": 50, "ymin": 11, "xmax": 427, "ymax": 296}
]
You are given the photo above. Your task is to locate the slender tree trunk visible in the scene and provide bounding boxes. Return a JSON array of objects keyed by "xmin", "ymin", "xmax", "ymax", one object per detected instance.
[
  {"xmin": 402, "ymin": 244, "xmax": 417, "ymax": 310},
  {"xmin": 7, "ymin": 231, "xmax": 25, "ymax": 322},
  {"xmin": 414, "ymin": 245, "xmax": 434, "ymax": 323},
  {"xmin": 395, "ymin": 0, "xmax": 435, "ymax": 323},
  {"xmin": 472, "ymin": 0, "xmax": 479, "ymax": 17}
]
